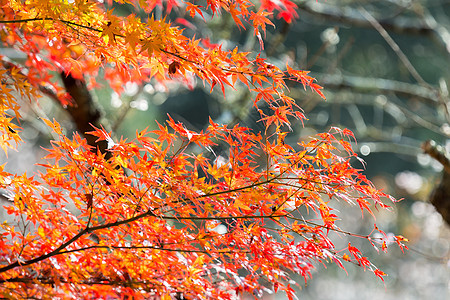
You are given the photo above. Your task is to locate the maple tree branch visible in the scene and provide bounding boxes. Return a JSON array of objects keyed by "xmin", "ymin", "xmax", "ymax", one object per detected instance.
[
  {"xmin": 0, "ymin": 18, "xmax": 197, "ymax": 64},
  {"xmin": 0, "ymin": 227, "xmax": 89, "ymax": 273},
  {"xmin": 285, "ymin": 214, "xmax": 372, "ymax": 240},
  {"xmin": 0, "ymin": 176, "xmax": 314, "ymax": 275},
  {"xmin": 0, "ymin": 18, "xmax": 318, "ymax": 88},
  {"xmin": 0, "ymin": 149, "xmax": 285, "ymax": 273},
  {"xmin": 0, "ymin": 207, "xmax": 261, "ymax": 274},
  {"xmin": 0, "ymin": 18, "xmax": 102, "ymax": 34},
  {"xmin": 0, "ymin": 209, "xmax": 155, "ymax": 274},
  {"xmin": 160, "ymin": 214, "xmax": 287, "ymax": 221},
  {"xmin": 269, "ymin": 217, "xmax": 379, "ymax": 269},
  {"xmin": 185, "ymin": 149, "xmax": 316, "ymax": 200},
  {"xmin": 0, "ymin": 125, "xmax": 361, "ymax": 274},
  {"xmin": 57, "ymin": 245, "xmax": 250, "ymax": 255},
  {"xmin": 0, "ymin": 277, "xmax": 161, "ymax": 288}
]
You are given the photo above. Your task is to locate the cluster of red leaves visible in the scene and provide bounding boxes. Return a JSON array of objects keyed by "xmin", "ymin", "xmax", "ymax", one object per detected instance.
[
  {"xmin": 0, "ymin": 117, "xmax": 403, "ymax": 298},
  {"xmin": 0, "ymin": 0, "xmax": 407, "ymax": 299},
  {"xmin": 0, "ymin": 0, "xmax": 322, "ymax": 146}
]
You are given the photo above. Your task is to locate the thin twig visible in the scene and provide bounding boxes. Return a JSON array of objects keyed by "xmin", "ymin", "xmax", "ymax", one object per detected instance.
[
  {"xmin": 358, "ymin": 7, "xmax": 431, "ymax": 89},
  {"xmin": 422, "ymin": 140, "xmax": 450, "ymax": 173}
]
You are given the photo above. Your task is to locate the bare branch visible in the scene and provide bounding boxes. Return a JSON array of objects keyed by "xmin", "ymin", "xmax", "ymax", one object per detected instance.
[
  {"xmin": 358, "ymin": 7, "xmax": 431, "ymax": 89},
  {"xmin": 319, "ymin": 73, "xmax": 438, "ymax": 104},
  {"xmin": 298, "ymin": 1, "xmax": 450, "ymax": 54},
  {"xmin": 422, "ymin": 140, "xmax": 450, "ymax": 226},
  {"xmin": 422, "ymin": 140, "xmax": 450, "ymax": 173}
]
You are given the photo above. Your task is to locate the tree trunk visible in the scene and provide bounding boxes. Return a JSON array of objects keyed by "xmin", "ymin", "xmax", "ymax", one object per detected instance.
[{"xmin": 423, "ymin": 140, "xmax": 450, "ymax": 225}]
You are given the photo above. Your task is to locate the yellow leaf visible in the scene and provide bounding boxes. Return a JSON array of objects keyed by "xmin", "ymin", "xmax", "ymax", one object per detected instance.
[
  {"xmin": 234, "ymin": 198, "xmax": 250, "ymax": 211},
  {"xmin": 38, "ymin": 227, "xmax": 45, "ymax": 238},
  {"xmin": 161, "ymin": 294, "xmax": 171, "ymax": 300}
]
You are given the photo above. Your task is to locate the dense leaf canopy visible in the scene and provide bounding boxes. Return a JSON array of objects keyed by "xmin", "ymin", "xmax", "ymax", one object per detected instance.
[{"xmin": 0, "ymin": 1, "xmax": 406, "ymax": 299}]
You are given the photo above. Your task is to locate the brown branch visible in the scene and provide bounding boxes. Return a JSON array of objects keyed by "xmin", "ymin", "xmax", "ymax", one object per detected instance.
[
  {"xmin": 422, "ymin": 140, "xmax": 450, "ymax": 226},
  {"xmin": 0, "ymin": 227, "xmax": 89, "ymax": 273},
  {"xmin": 422, "ymin": 140, "xmax": 450, "ymax": 173},
  {"xmin": 285, "ymin": 215, "xmax": 371, "ymax": 240},
  {"xmin": 58, "ymin": 245, "xmax": 250, "ymax": 255},
  {"xmin": 0, "ymin": 197, "xmax": 273, "ymax": 274},
  {"xmin": 0, "ymin": 276, "xmax": 159, "ymax": 287},
  {"xmin": 0, "ymin": 207, "xmax": 155, "ymax": 273},
  {"xmin": 60, "ymin": 73, "xmax": 110, "ymax": 157},
  {"xmin": 0, "ymin": 18, "xmax": 102, "ymax": 34}
]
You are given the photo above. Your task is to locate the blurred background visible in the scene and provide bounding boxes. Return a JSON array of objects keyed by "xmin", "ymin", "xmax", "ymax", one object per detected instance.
[{"xmin": 1, "ymin": 0, "xmax": 449, "ymax": 299}]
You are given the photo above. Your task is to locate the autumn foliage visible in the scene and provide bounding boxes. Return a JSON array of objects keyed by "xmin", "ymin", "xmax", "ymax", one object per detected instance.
[{"xmin": 0, "ymin": 0, "xmax": 407, "ymax": 299}]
